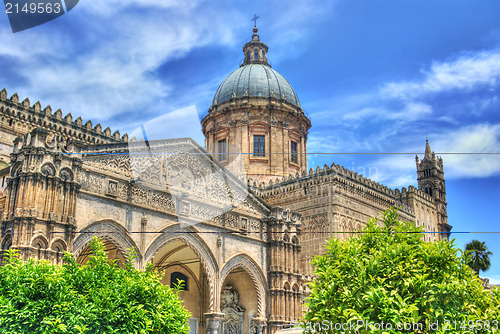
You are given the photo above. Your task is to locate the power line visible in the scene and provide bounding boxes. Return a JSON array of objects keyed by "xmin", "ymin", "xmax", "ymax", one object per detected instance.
[
  {"xmin": 49, "ymin": 230, "xmax": 497, "ymax": 235},
  {"xmin": 62, "ymin": 152, "xmax": 500, "ymax": 155}
]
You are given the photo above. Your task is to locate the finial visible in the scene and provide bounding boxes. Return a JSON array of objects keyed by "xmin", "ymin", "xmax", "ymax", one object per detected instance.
[{"xmin": 251, "ymin": 14, "xmax": 259, "ymax": 27}]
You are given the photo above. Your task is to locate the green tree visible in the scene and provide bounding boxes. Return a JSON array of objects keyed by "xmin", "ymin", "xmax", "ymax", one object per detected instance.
[
  {"xmin": 304, "ymin": 207, "xmax": 500, "ymax": 334},
  {"xmin": 465, "ymin": 239, "xmax": 493, "ymax": 276},
  {"xmin": 0, "ymin": 238, "xmax": 190, "ymax": 334}
]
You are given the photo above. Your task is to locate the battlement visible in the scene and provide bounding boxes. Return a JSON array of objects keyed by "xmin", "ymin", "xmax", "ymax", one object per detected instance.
[
  {"xmin": 395, "ymin": 185, "xmax": 435, "ymax": 204},
  {"xmin": 0, "ymin": 88, "xmax": 128, "ymax": 145},
  {"xmin": 249, "ymin": 162, "xmax": 394, "ymax": 196}
]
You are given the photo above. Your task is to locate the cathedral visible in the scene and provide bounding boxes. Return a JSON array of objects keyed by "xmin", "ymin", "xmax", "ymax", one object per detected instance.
[{"xmin": 0, "ymin": 26, "xmax": 451, "ymax": 334}]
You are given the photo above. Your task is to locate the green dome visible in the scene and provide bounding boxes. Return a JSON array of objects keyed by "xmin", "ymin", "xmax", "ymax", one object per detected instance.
[{"xmin": 212, "ymin": 64, "xmax": 300, "ymax": 108}]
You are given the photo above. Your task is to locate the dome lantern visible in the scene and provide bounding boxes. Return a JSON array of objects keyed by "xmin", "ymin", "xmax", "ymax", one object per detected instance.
[{"xmin": 242, "ymin": 26, "xmax": 270, "ymax": 67}]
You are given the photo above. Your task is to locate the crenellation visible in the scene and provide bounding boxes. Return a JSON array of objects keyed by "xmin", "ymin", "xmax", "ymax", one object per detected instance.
[
  {"xmin": 74, "ymin": 116, "xmax": 83, "ymax": 127},
  {"xmin": 103, "ymin": 126, "xmax": 111, "ymax": 137},
  {"xmin": 64, "ymin": 112, "xmax": 72, "ymax": 123},
  {"xmin": 21, "ymin": 97, "xmax": 30, "ymax": 109},
  {"xmin": 54, "ymin": 108, "xmax": 62, "ymax": 120},
  {"xmin": 10, "ymin": 92, "xmax": 19, "ymax": 105},
  {"xmin": 43, "ymin": 105, "xmax": 52, "ymax": 117},
  {"xmin": 0, "ymin": 90, "xmax": 122, "ymax": 154},
  {"xmin": 33, "ymin": 101, "xmax": 41, "ymax": 113}
]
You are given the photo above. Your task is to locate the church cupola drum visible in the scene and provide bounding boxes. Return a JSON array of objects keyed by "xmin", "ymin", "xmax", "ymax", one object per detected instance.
[{"xmin": 201, "ymin": 26, "xmax": 311, "ymax": 182}]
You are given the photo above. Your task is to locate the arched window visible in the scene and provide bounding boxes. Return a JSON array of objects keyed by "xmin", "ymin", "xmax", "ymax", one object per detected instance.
[
  {"xmin": 254, "ymin": 49, "xmax": 259, "ymax": 61},
  {"xmin": 171, "ymin": 272, "xmax": 188, "ymax": 291},
  {"xmin": 246, "ymin": 51, "xmax": 250, "ymax": 62},
  {"xmin": 291, "ymin": 141, "xmax": 298, "ymax": 163}
]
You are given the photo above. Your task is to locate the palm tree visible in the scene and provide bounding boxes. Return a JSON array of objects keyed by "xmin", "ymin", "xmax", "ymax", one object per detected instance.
[{"xmin": 465, "ymin": 240, "xmax": 493, "ymax": 276}]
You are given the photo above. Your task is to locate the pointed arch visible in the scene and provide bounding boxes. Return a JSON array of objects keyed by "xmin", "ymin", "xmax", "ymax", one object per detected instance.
[
  {"xmin": 220, "ymin": 253, "xmax": 268, "ymax": 318},
  {"xmin": 144, "ymin": 224, "xmax": 219, "ymax": 312},
  {"xmin": 50, "ymin": 237, "xmax": 67, "ymax": 252},
  {"xmin": 31, "ymin": 235, "xmax": 49, "ymax": 248},
  {"xmin": 72, "ymin": 220, "xmax": 140, "ymax": 262},
  {"xmin": 1, "ymin": 234, "xmax": 12, "ymax": 250}
]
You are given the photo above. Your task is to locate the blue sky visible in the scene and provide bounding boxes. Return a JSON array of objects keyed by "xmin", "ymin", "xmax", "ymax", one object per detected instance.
[{"xmin": 1, "ymin": 0, "xmax": 500, "ymax": 281}]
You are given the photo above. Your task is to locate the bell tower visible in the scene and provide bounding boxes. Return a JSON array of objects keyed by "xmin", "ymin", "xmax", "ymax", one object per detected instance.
[{"xmin": 415, "ymin": 139, "xmax": 450, "ymax": 238}]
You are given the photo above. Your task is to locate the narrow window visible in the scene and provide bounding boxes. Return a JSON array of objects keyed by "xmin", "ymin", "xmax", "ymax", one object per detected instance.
[
  {"xmin": 246, "ymin": 51, "xmax": 250, "ymax": 62},
  {"xmin": 253, "ymin": 135, "xmax": 265, "ymax": 157},
  {"xmin": 291, "ymin": 141, "xmax": 298, "ymax": 163},
  {"xmin": 171, "ymin": 272, "xmax": 188, "ymax": 291},
  {"xmin": 254, "ymin": 49, "xmax": 259, "ymax": 61},
  {"xmin": 218, "ymin": 139, "xmax": 227, "ymax": 161}
]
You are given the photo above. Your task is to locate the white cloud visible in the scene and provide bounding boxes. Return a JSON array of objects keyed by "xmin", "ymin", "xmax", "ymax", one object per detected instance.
[
  {"xmin": 78, "ymin": 0, "xmax": 204, "ymax": 16},
  {"xmin": 368, "ymin": 154, "xmax": 418, "ymax": 188},
  {"xmin": 1, "ymin": 0, "xmax": 333, "ymax": 138},
  {"xmin": 0, "ymin": 2, "xmax": 245, "ymax": 130},
  {"xmin": 436, "ymin": 123, "xmax": 500, "ymax": 179},
  {"xmin": 129, "ymin": 105, "xmax": 204, "ymax": 144},
  {"xmin": 393, "ymin": 102, "xmax": 432, "ymax": 120},
  {"xmin": 367, "ymin": 123, "xmax": 500, "ymax": 188},
  {"xmin": 381, "ymin": 50, "xmax": 500, "ymax": 100},
  {"xmin": 341, "ymin": 102, "xmax": 432, "ymax": 123}
]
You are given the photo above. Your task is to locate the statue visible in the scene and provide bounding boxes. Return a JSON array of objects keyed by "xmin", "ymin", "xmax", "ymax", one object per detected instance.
[{"xmin": 221, "ymin": 284, "xmax": 245, "ymax": 334}]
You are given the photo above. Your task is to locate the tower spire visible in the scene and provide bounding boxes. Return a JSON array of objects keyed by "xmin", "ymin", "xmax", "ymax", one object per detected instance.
[{"xmin": 425, "ymin": 139, "xmax": 432, "ymax": 159}]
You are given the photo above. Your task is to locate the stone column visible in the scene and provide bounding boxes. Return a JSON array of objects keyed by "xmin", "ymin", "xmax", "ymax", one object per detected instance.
[
  {"xmin": 253, "ymin": 317, "xmax": 267, "ymax": 334},
  {"xmin": 205, "ymin": 313, "xmax": 224, "ymax": 334}
]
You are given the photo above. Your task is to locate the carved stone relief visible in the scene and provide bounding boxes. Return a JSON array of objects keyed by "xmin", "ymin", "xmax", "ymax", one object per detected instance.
[{"xmin": 221, "ymin": 285, "xmax": 245, "ymax": 334}]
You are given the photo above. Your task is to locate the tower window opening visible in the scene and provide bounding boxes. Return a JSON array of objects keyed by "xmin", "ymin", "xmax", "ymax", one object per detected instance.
[
  {"xmin": 218, "ymin": 139, "xmax": 227, "ymax": 161},
  {"xmin": 246, "ymin": 51, "xmax": 250, "ymax": 62},
  {"xmin": 254, "ymin": 49, "xmax": 259, "ymax": 61},
  {"xmin": 291, "ymin": 141, "xmax": 298, "ymax": 163},
  {"xmin": 253, "ymin": 135, "xmax": 265, "ymax": 157}
]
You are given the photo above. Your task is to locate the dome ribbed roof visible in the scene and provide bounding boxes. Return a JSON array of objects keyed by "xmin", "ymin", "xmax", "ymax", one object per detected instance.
[{"xmin": 212, "ymin": 64, "xmax": 300, "ymax": 108}]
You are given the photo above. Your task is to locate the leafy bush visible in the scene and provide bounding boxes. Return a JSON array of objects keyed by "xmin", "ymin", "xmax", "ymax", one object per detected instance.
[
  {"xmin": 0, "ymin": 238, "xmax": 190, "ymax": 334},
  {"xmin": 304, "ymin": 207, "xmax": 500, "ymax": 333}
]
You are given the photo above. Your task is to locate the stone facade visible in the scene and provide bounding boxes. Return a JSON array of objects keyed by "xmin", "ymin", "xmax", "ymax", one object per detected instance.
[{"xmin": 0, "ymin": 27, "xmax": 451, "ymax": 334}]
